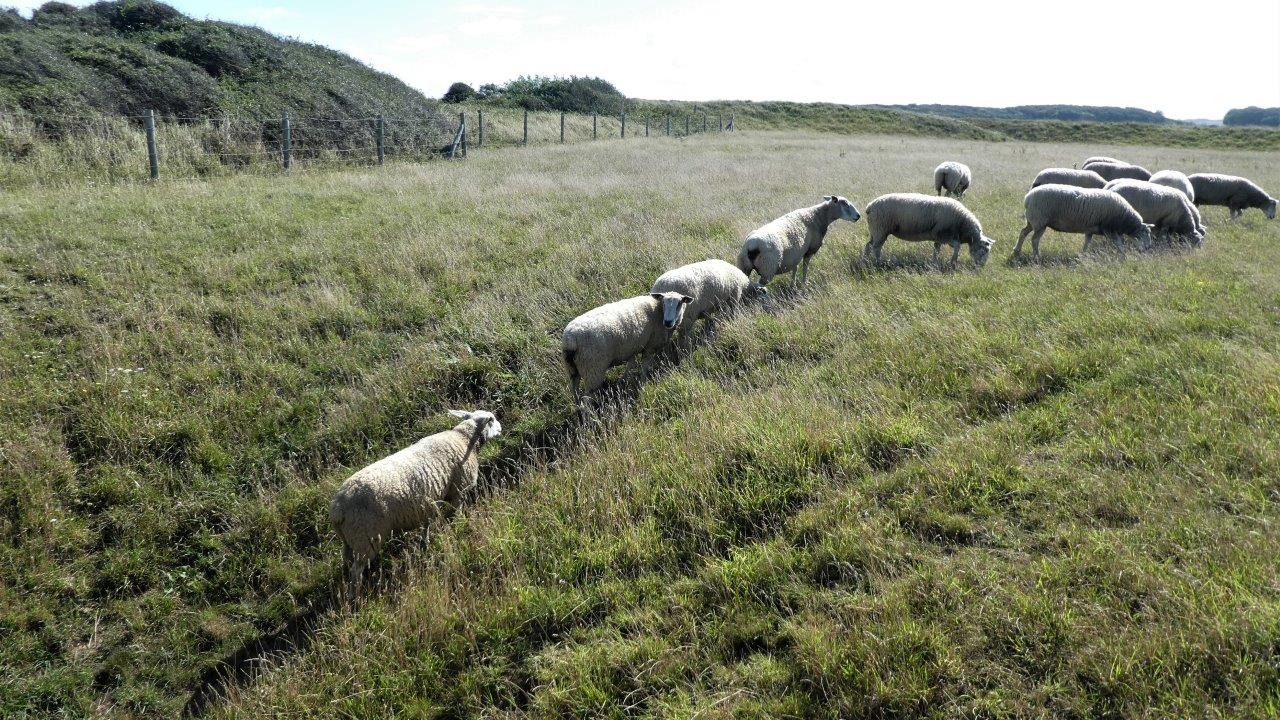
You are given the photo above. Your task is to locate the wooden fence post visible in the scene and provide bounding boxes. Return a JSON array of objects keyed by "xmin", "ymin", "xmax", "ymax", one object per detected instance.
[
  {"xmin": 703, "ymin": 114, "xmax": 708, "ymax": 133},
  {"xmin": 666, "ymin": 116, "xmax": 671, "ymax": 136},
  {"xmin": 718, "ymin": 115, "xmax": 723, "ymax": 132},
  {"xmin": 478, "ymin": 109, "xmax": 484, "ymax": 147},
  {"xmin": 560, "ymin": 111, "xmax": 565, "ymax": 143},
  {"xmin": 376, "ymin": 114, "xmax": 385, "ymax": 165},
  {"xmin": 450, "ymin": 113, "xmax": 465, "ymax": 158},
  {"xmin": 621, "ymin": 112, "xmax": 626, "ymax": 138},
  {"xmin": 684, "ymin": 115, "xmax": 689, "ymax": 136},
  {"xmin": 592, "ymin": 113, "xmax": 597, "ymax": 139},
  {"xmin": 459, "ymin": 111, "xmax": 467, "ymax": 158},
  {"xmin": 281, "ymin": 111, "xmax": 291, "ymax": 171},
  {"xmin": 729, "ymin": 114, "xmax": 735, "ymax": 131},
  {"xmin": 645, "ymin": 116, "xmax": 649, "ymax": 137},
  {"xmin": 522, "ymin": 109, "xmax": 528, "ymax": 146},
  {"xmin": 144, "ymin": 109, "xmax": 159, "ymax": 180}
]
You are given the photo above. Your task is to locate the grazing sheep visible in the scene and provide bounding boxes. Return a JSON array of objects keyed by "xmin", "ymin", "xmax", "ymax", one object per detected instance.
[
  {"xmin": 562, "ymin": 291, "xmax": 692, "ymax": 401},
  {"xmin": 1032, "ymin": 168, "xmax": 1107, "ymax": 190},
  {"xmin": 1082, "ymin": 161, "xmax": 1153, "ymax": 182},
  {"xmin": 864, "ymin": 193, "xmax": 995, "ymax": 269},
  {"xmin": 933, "ymin": 161, "xmax": 972, "ymax": 198},
  {"xmin": 650, "ymin": 259, "xmax": 767, "ymax": 349},
  {"xmin": 1012, "ymin": 184, "xmax": 1154, "ymax": 261},
  {"xmin": 1149, "ymin": 170, "xmax": 1195, "ymax": 202},
  {"xmin": 737, "ymin": 196, "xmax": 861, "ymax": 285},
  {"xmin": 330, "ymin": 410, "xmax": 502, "ymax": 594},
  {"xmin": 1082, "ymin": 156, "xmax": 1122, "ymax": 167},
  {"xmin": 1187, "ymin": 173, "xmax": 1278, "ymax": 220},
  {"xmin": 1104, "ymin": 179, "xmax": 1205, "ymax": 245}
]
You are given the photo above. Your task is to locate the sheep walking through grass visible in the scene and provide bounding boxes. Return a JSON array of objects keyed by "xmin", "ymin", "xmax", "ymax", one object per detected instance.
[
  {"xmin": 863, "ymin": 193, "xmax": 995, "ymax": 269},
  {"xmin": 562, "ymin": 291, "xmax": 692, "ymax": 402},
  {"xmin": 330, "ymin": 410, "xmax": 502, "ymax": 595},
  {"xmin": 1104, "ymin": 179, "xmax": 1205, "ymax": 245},
  {"xmin": 650, "ymin": 259, "xmax": 768, "ymax": 350},
  {"xmin": 1012, "ymin": 184, "xmax": 1154, "ymax": 261},
  {"xmin": 737, "ymin": 196, "xmax": 861, "ymax": 286},
  {"xmin": 1187, "ymin": 173, "xmax": 1277, "ymax": 220}
]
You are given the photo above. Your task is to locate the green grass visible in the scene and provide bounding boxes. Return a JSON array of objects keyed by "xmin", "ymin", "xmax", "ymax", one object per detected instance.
[{"xmin": 2, "ymin": 131, "xmax": 1280, "ymax": 717}]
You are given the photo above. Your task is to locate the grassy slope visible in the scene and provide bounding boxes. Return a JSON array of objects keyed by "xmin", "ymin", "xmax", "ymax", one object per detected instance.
[{"xmin": 3, "ymin": 131, "xmax": 1278, "ymax": 716}]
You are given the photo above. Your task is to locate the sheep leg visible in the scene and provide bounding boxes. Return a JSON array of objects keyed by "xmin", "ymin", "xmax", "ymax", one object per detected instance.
[
  {"xmin": 1108, "ymin": 232, "xmax": 1125, "ymax": 256},
  {"xmin": 798, "ymin": 255, "xmax": 812, "ymax": 284},
  {"xmin": 1030, "ymin": 228, "xmax": 1046, "ymax": 261},
  {"xmin": 949, "ymin": 241, "xmax": 961, "ymax": 270},
  {"xmin": 1081, "ymin": 234, "xmax": 1093, "ymax": 253},
  {"xmin": 932, "ymin": 243, "xmax": 941, "ymax": 267},
  {"xmin": 1230, "ymin": 208, "xmax": 1242, "ymax": 220},
  {"xmin": 1011, "ymin": 223, "xmax": 1033, "ymax": 259}
]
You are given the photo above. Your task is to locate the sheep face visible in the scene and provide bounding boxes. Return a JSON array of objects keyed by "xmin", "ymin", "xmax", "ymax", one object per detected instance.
[
  {"xmin": 447, "ymin": 409, "xmax": 503, "ymax": 440},
  {"xmin": 970, "ymin": 236, "xmax": 995, "ymax": 268},
  {"xmin": 745, "ymin": 281, "xmax": 769, "ymax": 302},
  {"xmin": 824, "ymin": 195, "xmax": 862, "ymax": 222},
  {"xmin": 1135, "ymin": 224, "xmax": 1155, "ymax": 249},
  {"xmin": 651, "ymin": 291, "xmax": 693, "ymax": 330},
  {"xmin": 1265, "ymin": 199, "xmax": 1277, "ymax": 220}
]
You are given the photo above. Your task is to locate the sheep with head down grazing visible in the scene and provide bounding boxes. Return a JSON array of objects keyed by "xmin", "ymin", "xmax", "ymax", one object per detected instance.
[
  {"xmin": 933, "ymin": 161, "xmax": 972, "ymax": 198},
  {"xmin": 863, "ymin": 193, "xmax": 995, "ymax": 270},
  {"xmin": 1012, "ymin": 184, "xmax": 1153, "ymax": 261},
  {"xmin": 1149, "ymin": 170, "xmax": 1195, "ymax": 203},
  {"xmin": 1082, "ymin": 160, "xmax": 1152, "ymax": 182},
  {"xmin": 1187, "ymin": 173, "xmax": 1277, "ymax": 220},
  {"xmin": 1032, "ymin": 168, "xmax": 1107, "ymax": 190},
  {"xmin": 1104, "ymin": 179, "xmax": 1205, "ymax": 246}
]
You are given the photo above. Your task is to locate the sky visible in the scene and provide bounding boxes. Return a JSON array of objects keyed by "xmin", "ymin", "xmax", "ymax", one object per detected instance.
[{"xmin": 10, "ymin": 0, "xmax": 1280, "ymax": 119}]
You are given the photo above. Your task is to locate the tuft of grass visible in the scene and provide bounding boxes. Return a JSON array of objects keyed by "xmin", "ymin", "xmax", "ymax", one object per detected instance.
[{"xmin": 2, "ymin": 131, "xmax": 1279, "ymax": 717}]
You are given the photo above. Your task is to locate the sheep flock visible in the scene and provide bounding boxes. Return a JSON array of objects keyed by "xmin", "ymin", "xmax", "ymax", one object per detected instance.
[{"xmin": 331, "ymin": 150, "xmax": 1276, "ymax": 591}]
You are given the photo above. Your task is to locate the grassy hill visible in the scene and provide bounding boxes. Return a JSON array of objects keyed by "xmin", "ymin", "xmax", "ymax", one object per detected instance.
[
  {"xmin": 3, "ymin": 131, "xmax": 1279, "ymax": 716},
  {"xmin": 867, "ymin": 103, "xmax": 1172, "ymax": 124},
  {"xmin": 0, "ymin": 1, "xmax": 442, "ymax": 128}
]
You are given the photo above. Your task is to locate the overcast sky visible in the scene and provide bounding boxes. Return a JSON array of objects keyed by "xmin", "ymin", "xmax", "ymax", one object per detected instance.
[{"xmin": 11, "ymin": 0, "xmax": 1280, "ymax": 119}]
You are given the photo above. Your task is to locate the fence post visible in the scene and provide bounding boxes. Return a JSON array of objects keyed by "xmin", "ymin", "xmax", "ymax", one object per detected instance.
[
  {"xmin": 144, "ymin": 109, "xmax": 159, "ymax": 180},
  {"xmin": 478, "ymin": 109, "xmax": 484, "ymax": 147},
  {"xmin": 281, "ymin": 111, "xmax": 291, "ymax": 171},
  {"xmin": 376, "ymin": 114, "xmax": 385, "ymax": 165},
  {"xmin": 645, "ymin": 116, "xmax": 649, "ymax": 137},
  {"xmin": 729, "ymin": 114, "xmax": 735, "ymax": 131},
  {"xmin": 592, "ymin": 113, "xmax": 597, "ymax": 140},
  {"xmin": 460, "ymin": 111, "xmax": 467, "ymax": 158},
  {"xmin": 621, "ymin": 112, "xmax": 626, "ymax": 139},
  {"xmin": 450, "ymin": 113, "xmax": 465, "ymax": 159},
  {"xmin": 703, "ymin": 114, "xmax": 708, "ymax": 133},
  {"xmin": 684, "ymin": 115, "xmax": 690, "ymax": 136},
  {"xmin": 522, "ymin": 109, "xmax": 528, "ymax": 146},
  {"xmin": 666, "ymin": 116, "xmax": 671, "ymax": 136},
  {"xmin": 718, "ymin": 115, "xmax": 723, "ymax": 132},
  {"xmin": 560, "ymin": 111, "xmax": 565, "ymax": 143}
]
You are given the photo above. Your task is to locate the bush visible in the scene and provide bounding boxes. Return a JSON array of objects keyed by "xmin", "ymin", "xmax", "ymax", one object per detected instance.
[
  {"xmin": 156, "ymin": 25, "xmax": 251, "ymax": 77},
  {"xmin": 89, "ymin": 1, "xmax": 184, "ymax": 33},
  {"xmin": 1223, "ymin": 106, "xmax": 1280, "ymax": 127},
  {"xmin": 442, "ymin": 82, "xmax": 476, "ymax": 103},
  {"xmin": 474, "ymin": 75, "xmax": 627, "ymax": 114}
]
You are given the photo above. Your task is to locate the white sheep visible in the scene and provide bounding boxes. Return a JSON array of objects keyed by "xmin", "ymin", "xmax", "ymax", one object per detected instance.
[
  {"xmin": 330, "ymin": 409, "xmax": 502, "ymax": 593},
  {"xmin": 650, "ymin": 259, "xmax": 767, "ymax": 349},
  {"xmin": 1032, "ymin": 168, "xmax": 1107, "ymax": 190},
  {"xmin": 1082, "ymin": 156, "xmax": 1122, "ymax": 167},
  {"xmin": 737, "ymin": 196, "xmax": 861, "ymax": 285},
  {"xmin": 1149, "ymin": 170, "xmax": 1195, "ymax": 202},
  {"xmin": 1082, "ymin": 160, "xmax": 1153, "ymax": 182},
  {"xmin": 1187, "ymin": 173, "xmax": 1278, "ymax": 220},
  {"xmin": 863, "ymin": 193, "xmax": 995, "ymax": 269},
  {"xmin": 1012, "ymin": 184, "xmax": 1154, "ymax": 261},
  {"xmin": 562, "ymin": 291, "xmax": 691, "ymax": 401},
  {"xmin": 1104, "ymin": 179, "xmax": 1205, "ymax": 246},
  {"xmin": 933, "ymin": 161, "xmax": 972, "ymax": 198}
]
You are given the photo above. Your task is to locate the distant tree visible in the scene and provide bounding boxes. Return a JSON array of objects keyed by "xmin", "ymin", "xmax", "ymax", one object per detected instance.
[
  {"xmin": 1223, "ymin": 106, "xmax": 1280, "ymax": 127},
  {"xmin": 442, "ymin": 82, "xmax": 476, "ymax": 103},
  {"xmin": 475, "ymin": 83, "xmax": 500, "ymax": 99}
]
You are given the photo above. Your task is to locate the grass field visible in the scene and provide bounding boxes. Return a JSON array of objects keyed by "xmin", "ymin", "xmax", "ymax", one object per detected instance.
[{"xmin": 2, "ymin": 131, "xmax": 1279, "ymax": 717}]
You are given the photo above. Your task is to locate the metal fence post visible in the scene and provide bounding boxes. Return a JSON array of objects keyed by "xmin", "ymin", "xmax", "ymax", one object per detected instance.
[
  {"xmin": 523, "ymin": 109, "xmax": 528, "ymax": 146},
  {"xmin": 144, "ymin": 109, "xmax": 158, "ymax": 180},
  {"xmin": 281, "ymin": 111, "xmax": 291, "ymax": 171},
  {"xmin": 478, "ymin": 109, "xmax": 484, "ymax": 147},
  {"xmin": 376, "ymin": 114, "xmax": 385, "ymax": 165},
  {"xmin": 560, "ymin": 111, "xmax": 565, "ymax": 143}
]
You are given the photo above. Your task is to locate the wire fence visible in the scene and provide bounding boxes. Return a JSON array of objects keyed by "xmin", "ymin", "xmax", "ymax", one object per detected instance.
[{"xmin": 0, "ymin": 106, "xmax": 736, "ymax": 185}]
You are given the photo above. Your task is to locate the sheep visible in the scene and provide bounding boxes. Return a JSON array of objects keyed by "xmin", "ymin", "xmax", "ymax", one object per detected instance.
[
  {"xmin": 1103, "ymin": 179, "xmax": 1205, "ymax": 246},
  {"xmin": 1149, "ymin": 169, "xmax": 1195, "ymax": 202},
  {"xmin": 330, "ymin": 409, "xmax": 502, "ymax": 594},
  {"xmin": 863, "ymin": 193, "xmax": 995, "ymax": 269},
  {"xmin": 1082, "ymin": 156, "xmax": 1122, "ymax": 167},
  {"xmin": 933, "ymin": 161, "xmax": 972, "ymax": 198},
  {"xmin": 1032, "ymin": 168, "xmax": 1107, "ymax": 190},
  {"xmin": 1011, "ymin": 184, "xmax": 1154, "ymax": 261},
  {"xmin": 737, "ymin": 195, "xmax": 861, "ymax": 286},
  {"xmin": 1082, "ymin": 160, "xmax": 1153, "ymax": 182},
  {"xmin": 562, "ymin": 291, "xmax": 692, "ymax": 401},
  {"xmin": 650, "ymin": 259, "xmax": 767, "ymax": 350},
  {"xmin": 1187, "ymin": 173, "xmax": 1278, "ymax": 220}
]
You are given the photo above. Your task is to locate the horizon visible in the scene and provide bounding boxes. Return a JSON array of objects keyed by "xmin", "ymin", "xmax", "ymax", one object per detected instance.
[{"xmin": 6, "ymin": 0, "xmax": 1279, "ymax": 120}]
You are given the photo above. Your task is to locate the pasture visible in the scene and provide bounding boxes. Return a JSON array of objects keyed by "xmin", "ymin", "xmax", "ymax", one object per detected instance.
[{"xmin": 2, "ymin": 131, "xmax": 1279, "ymax": 717}]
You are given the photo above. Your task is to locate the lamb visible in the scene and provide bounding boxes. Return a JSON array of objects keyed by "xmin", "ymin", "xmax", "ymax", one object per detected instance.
[
  {"xmin": 1032, "ymin": 168, "xmax": 1107, "ymax": 190},
  {"xmin": 562, "ymin": 291, "xmax": 692, "ymax": 401},
  {"xmin": 1082, "ymin": 160, "xmax": 1153, "ymax": 182},
  {"xmin": 863, "ymin": 193, "xmax": 995, "ymax": 269},
  {"xmin": 330, "ymin": 409, "xmax": 502, "ymax": 594},
  {"xmin": 1011, "ymin": 184, "xmax": 1154, "ymax": 261},
  {"xmin": 650, "ymin": 259, "xmax": 767, "ymax": 350},
  {"xmin": 933, "ymin": 161, "xmax": 972, "ymax": 198},
  {"xmin": 737, "ymin": 195, "xmax": 861, "ymax": 285},
  {"xmin": 1187, "ymin": 173, "xmax": 1278, "ymax": 220},
  {"xmin": 1149, "ymin": 170, "xmax": 1195, "ymax": 202},
  {"xmin": 1103, "ymin": 179, "xmax": 1205, "ymax": 245}
]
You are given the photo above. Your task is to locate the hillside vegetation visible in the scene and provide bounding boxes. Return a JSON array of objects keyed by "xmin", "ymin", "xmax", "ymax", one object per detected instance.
[
  {"xmin": 1224, "ymin": 106, "xmax": 1280, "ymax": 128},
  {"xmin": 867, "ymin": 103, "xmax": 1171, "ymax": 124},
  {"xmin": 0, "ymin": 1, "xmax": 441, "ymax": 129},
  {"xmin": 3, "ymin": 131, "xmax": 1278, "ymax": 716}
]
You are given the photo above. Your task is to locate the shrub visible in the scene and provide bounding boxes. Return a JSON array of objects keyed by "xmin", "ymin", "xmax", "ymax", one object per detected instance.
[{"xmin": 442, "ymin": 82, "xmax": 476, "ymax": 103}]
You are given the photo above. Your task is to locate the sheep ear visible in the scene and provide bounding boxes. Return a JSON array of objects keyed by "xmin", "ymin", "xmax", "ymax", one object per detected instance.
[
  {"xmin": 680, "ymin": 295, "xmax": 693, "ymax": 304},
  {"xmin": 650, "ymin": 293, "xmax": 664, "ymax": 301},
  {"xmin": 823, "ymin": 195, "xmax": 833, "ymax": 202},
  {"xmin": 447, "ymin": 410, "xmax": 471, "ymax": 420}
]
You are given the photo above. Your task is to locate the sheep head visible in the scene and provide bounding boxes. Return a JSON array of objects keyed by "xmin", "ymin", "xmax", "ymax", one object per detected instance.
[
  {"xmin": 971, "ymin": 236, "xmax": 995, "ymax": 268},
  {"xmin": 651, "ymin": 291, "xmax": 693, "ymax": 330},
  {"xmin": 823, "ymin": 195, "xmax": 861, "ymax": 223},
  {"xmin": 448, "ymin": 409, "xmax": 503, "ymax": 440}
]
